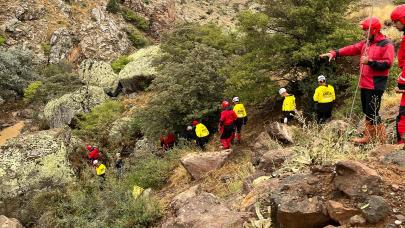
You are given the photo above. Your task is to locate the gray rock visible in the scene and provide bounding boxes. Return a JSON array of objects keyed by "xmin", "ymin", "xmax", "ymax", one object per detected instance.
[
  {"xmin": 361, "ymin": 195, "xmax": 390, "ymax": 224},
  {"xmin": 44, "ymin": 86, "xmax": 108, "ymax": 128},
  {"xmin": 0, "ymin": 97, "xmax": 4, "ymax": 106},
  {"xmin": 349, "ymin": 215, "xmax": 366, "ymax": 226},
  {"xmin": 0, "ymin": 130, "xmax": 74, "ymax": 198},
  {"xmin": 15, "ymin": 3, "xmax": 45, "ymax": 21},
  {"xmin": 383, "ymin": 150, "xmax": 405, "ymax": 168},
  {"xmin": 257, "ymin": 148, "xmax": 293, "ymax": 173},
  {"xmin": 79, "ymin": 60, "xmax": 119, "ymax": 94},
  {"xmin": 162, "ymin": 192, "xmax": 248, "ymax": 228},
  {"xmin": 108, "ymin": 117, "xmax": 132, "ymax": 143},
  {"xmin": 267, "ymin": 122, "xmax": 294, "ymax": 144},
  {"xmin": 91, "ymin": 8, "xmax": 105, "ymax": 24},
  {"xmin": 334, "ymin": 161, "xmax": 383, "ymax": 198},
  {"xmin": 0, "ymin": 215, "xmax": 23, "ymax": 228},
  {"xmin": 180, "ymin": 150, "xmax": 233, "ymax": 180},
  {"xmin": 118, "ymin": 46, "xmax": 161, "ymax": 94},
  {"xmin": 49, "ymin": 27, "xmax": 73, "ymax": 64},
  {"xmin": 252, "ymin": 131, "xmax": 281, "ymax": 165}
]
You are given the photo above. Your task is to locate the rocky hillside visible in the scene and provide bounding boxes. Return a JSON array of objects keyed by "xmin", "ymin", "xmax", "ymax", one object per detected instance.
[{"xmin": 0, "ymin": 0, "xmax": 251, "ymax": 63}]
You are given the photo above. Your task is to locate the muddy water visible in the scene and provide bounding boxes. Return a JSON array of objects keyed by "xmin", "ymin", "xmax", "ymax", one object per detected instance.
[{"xmin": 0, "ymin": 121, "xmax": 25, "ymax": 146}]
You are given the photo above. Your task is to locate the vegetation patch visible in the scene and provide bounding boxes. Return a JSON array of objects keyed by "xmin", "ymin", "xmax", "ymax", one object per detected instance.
[{"xmin": 111, "ymin": 55, "xmax": 133, "ymax": 73}]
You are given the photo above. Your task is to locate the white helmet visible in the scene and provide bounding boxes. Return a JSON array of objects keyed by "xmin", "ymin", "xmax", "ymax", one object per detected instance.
[
  {"xmin": 232, "ymin": 96, "xmax": 239, "ymax": 102},
  {"xmin": 93, "ymin": 160, "xmax": 99, "ymax": 165},
  {"xmin": 279, "ymin": 88, "xmax": 287, "ymax": 95},
  {"xmin": 318, "ymin": 75, "xmax": 326, "ymax": 82},
  {"xmin": 187, "ymin": 125, "xmax": 193, "ymax": 131}
]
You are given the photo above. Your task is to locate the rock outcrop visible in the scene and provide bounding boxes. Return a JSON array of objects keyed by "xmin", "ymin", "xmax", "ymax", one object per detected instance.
[
  {"xmin": 267, "ymin": 122, "xmax": 294, "ymax": 144},
  {"xmin": 257, "ymin": 148, "xmax": 293, "ymax": 173},
  {"xmin": 326, "ymin": 200, "xmax": 359, "ymax": 225},
  {"xmin": 44, "ymin": 86, "xmax": 108, "ymax": 128},
  {"xmin": 49, "ymin": 27, "xmax": 74, "ymax": 64},
  {"xmin": 0, "ymin": 129, "xmax": 74, "ymax": 199},
  {"xmin": 361, "ymin": 195, "xmax": 390, "ymax": 224},
  {"xmin": 382, "ymin": 150, "xmax": 405, "ymax": 168}
]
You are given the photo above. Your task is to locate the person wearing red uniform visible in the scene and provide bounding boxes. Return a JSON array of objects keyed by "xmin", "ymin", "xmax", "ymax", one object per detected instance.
[
  {"xmin": 219, "ymin": 100, "xmax": 237, "ymax": 149},
  {"xmin": 320, "ymin": 17, "xmax": 395, "ymax": 144},
  {"xmin": 86, "ymin": 145, "xmax": 100, "ymax": 160},
  {"xmin": 391, "ymin": 5, "xmax": 405, "ymax": 144},
  {"xmin": 160, "ymin": 132, "xmax": 176, "ymax": 151}
]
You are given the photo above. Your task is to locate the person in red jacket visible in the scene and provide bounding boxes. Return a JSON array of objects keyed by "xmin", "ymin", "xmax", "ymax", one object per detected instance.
[
  {"xmin": 160, "ymin": 131, "xmax": 176, "ymax": 151},
  {"xmin": 391, "ymin": 5, "xmax": 405, "ymax": 144},
  {"xmin": 320, "ymin": 17, "xmax": 395, "ymax": 144},
  {"xmin": 219, "ymin": 100, "xmax": 237, "ymax": 149},
  {"xmin": 86, "ymin": 145, "xmax": 100, "ymax": 161}
]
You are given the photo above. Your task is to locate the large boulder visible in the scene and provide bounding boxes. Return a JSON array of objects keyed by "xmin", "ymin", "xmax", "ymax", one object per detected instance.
[
  {"xmin": 267, "ymin": 122, "xmax": 294, "ymax": 144},
  {"xmin": 78, "ymin": 60, "xmax": 119, "ymax": 94},
  {"xmin": 382, "ymin": 150, "xmax": 405, "ymax": 168},
  {"xmin": 180, "ymin": 150, "xmax": 232, "ymax": 180},
  {"xmin": 361, "ymin": 195, "xmax": 390, "ymax": 224},
  {"xmin": 252, "ymin": 131, "xmax": 282, "ymax": 165},
  {"xmin": 269, "ymin": 173, "xmax": 333, "ymax": 228},
  {"xmin": 108, "ymin": 117, "xmax": 133, "ymax": 143},
  {"xmin": 240, "ymin": 177, "xmax": 279, "ymax": 212},
  {"xmin": 257, "ymin": 148, "xmax": 293, "ymax": 173},
  {"xmin": 162, "ymin": 190, "xmax": 248, "ymax": 228},
  {"xmin": 44, "ymin": 86, "xmax": 108, "ymax": 128},
  {"xmin": 0, "ymin": 129, "xmax": 74, "ymax": 199},
  {"xmin": 118, "ymin": 45, "xmax": 161, "ymax": 94},
  {"xmin": 0, "ymin": 215, "xmax": 23, "ymax": 228},
  {"xmin": 334, "ymin": 161, "xmax": 383, "ymax": 198}
]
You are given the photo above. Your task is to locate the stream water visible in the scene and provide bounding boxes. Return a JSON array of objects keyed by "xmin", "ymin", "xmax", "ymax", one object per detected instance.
[{"xmin": 0, "ymin": 121, "xmax": 25, "ymax": 146}]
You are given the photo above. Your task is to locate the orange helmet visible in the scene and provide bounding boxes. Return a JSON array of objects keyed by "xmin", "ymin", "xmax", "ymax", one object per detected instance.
[{"xmin": 361, "ymin": 17, "xmax": 381, "ymax": 35}]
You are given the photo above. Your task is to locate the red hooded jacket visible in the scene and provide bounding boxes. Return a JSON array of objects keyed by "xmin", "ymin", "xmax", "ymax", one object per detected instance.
[
  {"xmin": 220, "ymin": 109, "xmax": 237, "ymax": 126},
  {"xmin": 330, "ymin": 33, "xmax": 394, "ymax": 91},
  {"xmin": 88, "ymin": 148, "xmax": 100, "ymax": 160},
  {"xmin": 397, "ymin": 35, "xmax": 405, "ymax": 86}
]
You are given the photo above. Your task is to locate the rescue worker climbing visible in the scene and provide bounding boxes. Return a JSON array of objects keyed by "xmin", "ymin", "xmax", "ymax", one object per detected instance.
[
  {"xmin": 219, "ymin": 100, "xmax": 237, "ymax": 149},
  {"xmin": 313, "ymin": 75, "xmax": 336, "ymax": 124},
  {"xmin": 160, "ymin": 131, "xmax": 175, "ymax": 151},
  {"xmin": 391, "ymin": 5, "xmax": 405, "ymax": 144},
  {"xmin": 86, "ymin": 145, "xmax": 100, "ymax": 161},
  {"xmin": 320, "ymin": 17, "xmax": 395, "ymax": 144},
  {"xmin": 279, "ymin": 88, "xmax": 296, "ymax": 124},
  {"xmin": 93, "ymin": 160, "xmax": 106, "ymax": 189},
  {"xmin": 192, "ymin": 120, "xmax": 210, "ymax": 150},
  {"xmin": 232, "ymin": 97, "xmax": 248, "ymax": 143}
]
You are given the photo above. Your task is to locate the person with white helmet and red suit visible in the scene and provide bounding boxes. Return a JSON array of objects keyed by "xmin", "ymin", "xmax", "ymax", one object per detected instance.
[
  {"xmin": 232, "ymin": 96, "xmax": 248, "ymax": 143},
  {"xmin": 390, "ymin": 5, "xmax": 405, "ymax": 144},
  {"xmin": 219, "ymin": 100, "xmax": 237, "ymax": 149},
  {"xmin": 320, "ymin": 17, "xmax": 395, "ymax": 144},
  {"xmin": 313, "ymin": 75, "xmax": 336, "ymax": 124},
  {"xmin": 279, "ymin": 88, "xmax": 296, "ymax": 124}
]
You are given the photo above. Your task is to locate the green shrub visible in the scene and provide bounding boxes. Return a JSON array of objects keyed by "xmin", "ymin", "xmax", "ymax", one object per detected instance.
[
  {"xmin": 393, "ymin": 0, "xmax": 405, "ymax": 5},
  {"xmin": 24, "ymin": 81, "xmax": 43, "ymax": 103},
  {"xmin": 122, "ymin": 8, "xmax": 150, "ymax": 31},
  {"xmin": 106, "ymin": 0, "xmax": 120, "ymax": 13},
  {"xmin": 0, "ymin": 35, "xmax": 6, "ymax": 46},
  {"xmin": 0, "ymin": 48, "xmax": 39, "ymax": 101},
  {"xmin": 73, "ymin": 100, "xmax": 125, "ymax": 143},
  {"xmin": 41, "ymin": 43, "xmax": 51, "ymax": 56},
  {"xmin": 111, "ymin": 55, "xmax": 133, "ymax": 73},
  {"xmin": 127, "ymin": 29, "xmax": 149, "ymax": 48}
]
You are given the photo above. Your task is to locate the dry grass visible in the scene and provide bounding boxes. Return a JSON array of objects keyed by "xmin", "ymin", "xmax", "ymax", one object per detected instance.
[{"xmin": 278, "ymin": 122, "xmax": 375, "ymax": 174}]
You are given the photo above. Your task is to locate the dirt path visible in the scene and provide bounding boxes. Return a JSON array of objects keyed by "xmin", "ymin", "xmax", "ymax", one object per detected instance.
[{"xmin": 0, "ymin": 121, "xmax": 25, "ymax": 146}]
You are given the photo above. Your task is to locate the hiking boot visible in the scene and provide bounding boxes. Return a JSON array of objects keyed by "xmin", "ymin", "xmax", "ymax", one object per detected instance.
[
  {"xmin": 374, "ymin": 123, "xmax": 387, "ymax": 144},
  {"xmin": 351, "ymin": 121, "xmax": 374, "ymax": 144}
]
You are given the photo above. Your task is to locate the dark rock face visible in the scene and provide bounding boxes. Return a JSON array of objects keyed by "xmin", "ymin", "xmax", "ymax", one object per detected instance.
[{"xmin": 361, "ymin": 195, "xmax": 390, "ymax": 224}]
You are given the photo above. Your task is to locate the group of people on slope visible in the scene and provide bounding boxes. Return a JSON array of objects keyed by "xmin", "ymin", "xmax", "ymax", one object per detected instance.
[
  {"xmin": 85, "ymin": 145, "xmax": 124, "ymax": 189},
  {"xmin": 279, "ymin": 74, "xmax": 336, "ymax": 125}
]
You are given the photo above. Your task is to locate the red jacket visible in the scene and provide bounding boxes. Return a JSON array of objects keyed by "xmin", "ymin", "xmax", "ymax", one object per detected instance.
[
  {"xmin": 160, "ymin": 133, "xmax": 175, "ymax": 145},
  {"xmin": 220, "ymin": 109, "xmax": 237, "ymax": 126},
  {"xmin": 88, "ymin": 148, "xmax": 100, "ymax": 160},
  {"xmin": 398, "ymin": 35, "xmax": 405, "ymax": 86},
  {"xmin": 331, "ymin": 33, "xmax": 394, "ymax": 91}
]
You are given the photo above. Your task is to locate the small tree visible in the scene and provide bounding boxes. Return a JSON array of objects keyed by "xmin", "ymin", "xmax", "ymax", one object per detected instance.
[{"xmin": 139, "ymin": 43, "xmax": 227, "ymax": 139}]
